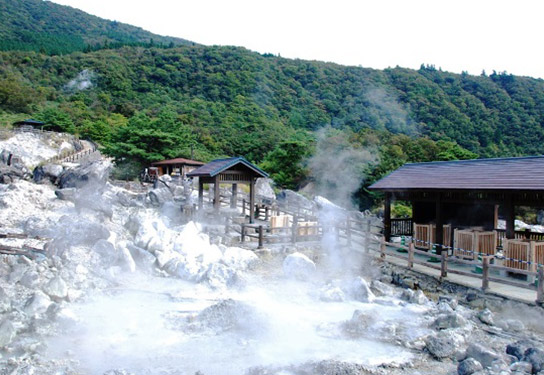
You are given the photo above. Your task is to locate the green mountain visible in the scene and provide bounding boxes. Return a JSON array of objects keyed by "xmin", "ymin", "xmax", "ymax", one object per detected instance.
[
  {"xmin": 0, "ymin": 0, "xmax": 193, "ymax": 54},
  {"xmin": 1, "ymin": 0, "xmax": 544, "ymax": 207}
]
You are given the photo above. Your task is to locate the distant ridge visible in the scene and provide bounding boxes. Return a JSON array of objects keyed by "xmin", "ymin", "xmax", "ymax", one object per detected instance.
[{"xmin": 0, "ymin": 0, "xmax": 194, "ymax": 54}]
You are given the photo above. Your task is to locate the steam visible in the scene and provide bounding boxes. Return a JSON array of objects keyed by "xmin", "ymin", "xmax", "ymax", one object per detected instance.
[
  {"xmin": 364, "ymin": 86, "xmax": 418, "ymax": 136},
  {"xmin": 308, "ymin": 127, "xmax": 377, "ymax": 210},
  {"xmin": 65, "ymin": 69, "xmax": 95, "ymax": 92}
]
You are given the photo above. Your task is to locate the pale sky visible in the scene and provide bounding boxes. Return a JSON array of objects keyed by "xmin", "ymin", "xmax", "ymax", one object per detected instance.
[{"xmin": 50, "ymin": 0, "xmax": 544, "ymax": 79}]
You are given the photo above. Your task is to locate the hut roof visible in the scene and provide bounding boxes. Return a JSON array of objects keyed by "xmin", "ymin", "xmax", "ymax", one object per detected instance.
[
  {"xmin": 13, "ymin": 119, "xmax": 45, "ymax": 127},
  {"xmin": 369, "ymin": 155, "xmax": 544, "ymax": 192},
  {"xmin": 150, "ymin": 157, "xmax": 204, "ymax": 166},
  {"xmin": 187, "ymin": 156, "xmax": 268, "ymax": 178}
]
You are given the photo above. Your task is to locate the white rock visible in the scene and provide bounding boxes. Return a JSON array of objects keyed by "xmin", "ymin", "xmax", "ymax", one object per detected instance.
[
  {"xmin": 43, "ymin": 276, "xmax": 68, "ymax": 300},
  {"xmin": 345, "ymin": 277, "xmax": 375, "ymax": 303},
  {"xmin": 24, "ymin": 291, "xmax": 52, "ymax": 316},
  {"xmin": 0, "ymin": 320, "xmax": 16, "ymax": 347},
  {"xmin": 283, "ymin": 252, "xmax": 316, "ymax": 280},
  {"xmin": 221, "ymin": 247, "xmax": 260, "ymax": 271},
  {"xmin": 320, "ymin": 285, "xmax": 346, "ymax": 302}
]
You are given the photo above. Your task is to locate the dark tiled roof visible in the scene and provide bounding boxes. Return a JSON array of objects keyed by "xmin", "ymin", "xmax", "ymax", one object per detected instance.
[
  {"xmin": 13, "ymin": 119, "xmax": 45, "ymax": 126},
  {"xmin": 151, "ymin": 158, "xmax": 204, "ymax": 166},
  {"xmin": 187, "ymin": 156, "xmax": 268, "ymax": 178},
  {"xmin": 369, "ymin": 156, "xmax": 544, "ymax": 191}
]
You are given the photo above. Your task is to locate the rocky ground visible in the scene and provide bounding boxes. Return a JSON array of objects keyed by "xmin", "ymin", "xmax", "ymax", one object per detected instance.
[{"xmin": 0, "ymin": 131, "xmax": 543, "ymax": 375}]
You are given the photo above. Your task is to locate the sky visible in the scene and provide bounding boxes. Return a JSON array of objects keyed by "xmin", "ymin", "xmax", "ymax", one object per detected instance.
[{"xmin": 50, "ymin": 0, "xmax": 544, "ymax": 79}]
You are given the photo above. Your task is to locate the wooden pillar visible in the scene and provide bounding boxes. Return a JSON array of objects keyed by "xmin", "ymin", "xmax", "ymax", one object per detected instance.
[
  {"xmin": 493, "ymin": 204, "xmax": 499, "ymax": 230},
  {"xmin": 198, "ymin": 179, "xmax": 204, "ymax": 210},
  {"xmin": 214, "ymin": 176, "xmax": 220, "ymax": 211},
  {"xmin": 384, "ymin": 192, "xmax": 392, "ymax": 242},
  {"xmin": 249, "ymin": 178, "xmax": 256, "ymax": 224},
  {"xmin": 435, "ymin": 193, "xmax": 443, "ymax": 254},
  {"xmin": 505, "ymin": 194, "xmax": 515, "ymax": 239},
  {"xmin": 231, "ymin": 183, "xmax": 238, "ymax": 209}
]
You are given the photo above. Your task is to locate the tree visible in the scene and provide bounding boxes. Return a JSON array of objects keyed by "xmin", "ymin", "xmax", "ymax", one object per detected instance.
[{"xmin": 260, "ymin": 140, "xmax": 310, "ymax": 189}]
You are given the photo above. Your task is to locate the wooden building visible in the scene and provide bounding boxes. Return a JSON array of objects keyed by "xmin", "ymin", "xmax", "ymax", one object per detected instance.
[
  {"xmin": 13, "ymin": 119, "xmax": 46, "ymax": 131},
  {"xmin": 186, "ymin": 156, "xmax": 269, "ymax": 223},
  {"xmin": 151, "ymin": 158, "xmax": 204, "ymax": 177},
  {"xmin": 368, "ymin": 156, "xmax": 544, "ymax": 253}
]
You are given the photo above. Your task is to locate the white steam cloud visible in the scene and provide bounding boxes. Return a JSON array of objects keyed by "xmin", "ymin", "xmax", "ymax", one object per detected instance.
[
  {"xmin": 365, "ymin": 86, "xmax": 418, "ymax": 136},
  {"xmin": 65, "ymin": 69, "xmax": 95, "ymax": 92},
  {"xmin": 307, "ymin": 127, "xmax": 377, "ymax": 209}
]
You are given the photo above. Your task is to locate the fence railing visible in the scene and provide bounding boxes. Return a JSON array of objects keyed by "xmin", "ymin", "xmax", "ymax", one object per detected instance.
[
  {"xmin": 371, "ymin": 235, "xmax": 544, "ymax": 305},
  {"xmin": 391, "ymin": 218, "xmax": 413, "ymax": 236}
]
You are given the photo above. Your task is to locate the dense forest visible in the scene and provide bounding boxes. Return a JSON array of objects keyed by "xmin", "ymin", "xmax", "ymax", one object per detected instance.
[
  {"xmin": 0, "ymin": 0, "xmax": 192, "ymax": 54},
  {"xmin": 1, "ymin": 0, "xmax": 544, "ymax": 209}
]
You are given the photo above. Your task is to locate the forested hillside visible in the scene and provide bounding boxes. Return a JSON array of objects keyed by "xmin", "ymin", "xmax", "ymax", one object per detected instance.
[
  {"xmin": 1, "ymin": 1, "xmax": 544, "ymax": 208},
  {"xmin": 0, "ymin": 0, "xmax": 192, "ymax": 54}
]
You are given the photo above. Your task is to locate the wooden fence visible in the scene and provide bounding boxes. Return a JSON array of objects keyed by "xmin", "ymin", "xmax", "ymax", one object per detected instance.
[{"xmin": 371, "ymin": 236, "xmax": 544, "ymax": 305}]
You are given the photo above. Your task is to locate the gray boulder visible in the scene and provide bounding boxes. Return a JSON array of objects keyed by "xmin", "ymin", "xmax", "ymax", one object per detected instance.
[
  {"xmin": 426, "ymin": 330, "xmax": 465, "ymax": 359},
  {"xmin": 434, "ymin": 312, "xmax": 469, "ymax": 330},
  {"xmin": 477, "ymin": 308, "xmax": 495, "ymax": 325},
  {"xmin": 523, "ymin": 347, "xmax": 544, "ymax": 374},
  {"xmin": 55, "ymin": 188, "xmax": 76, "ymax": 201},
  {"xmin": 458, "ymin": 358, "xmax": 483, "ymax": 375},
  {"xmin": 507, "ymin": 340, "xmax": 538, "ymax": 361},
  {"xmin": 466, "ymin": 343, "xmax": 501, "ymax": 368}
]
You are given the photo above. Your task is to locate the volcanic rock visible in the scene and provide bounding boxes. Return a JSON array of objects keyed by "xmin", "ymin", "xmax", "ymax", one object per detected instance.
[
  {"xmin": 465, "ymin": 343, "xmax": 501, "ymax": 368},
  {"xmin": 458, "ymin": 358, "xmax": 483, "ymax": 375},
  {"xmin": 283, "ymin": 252, "xmax": 316, "ymax": 280},
  {"xmin": 425, "ymin": 330, "xmax": 465, "ymax": 359}
]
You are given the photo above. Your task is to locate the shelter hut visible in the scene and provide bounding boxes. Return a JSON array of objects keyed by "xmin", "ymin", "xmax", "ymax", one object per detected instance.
[
  {"xmin": 186, "ymin": 156, "xmax": 269, "ymax": 223},
  {"xmin": 150, "ymin": 157, "xmax": 204, "ymax": 178},
  {"xmin": 13, "ymin": 119, "xmax": 46, "ymax": 131},
  {"xmin": 368, "ymin": 156, "xmax": 544, "ymax": 256}
]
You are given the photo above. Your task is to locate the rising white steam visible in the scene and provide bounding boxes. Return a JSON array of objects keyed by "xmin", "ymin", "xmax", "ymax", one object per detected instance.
[
  {"xmin": 307, "ymin": 127, "xmax": 377, "ymax": 210},
  {"xmin": 364, "ymin": 85, "xmax": 418, "ymax": 135},
  {"xmin": 65, "ymin": 69, "xmax": 96, "ymax": 92}
]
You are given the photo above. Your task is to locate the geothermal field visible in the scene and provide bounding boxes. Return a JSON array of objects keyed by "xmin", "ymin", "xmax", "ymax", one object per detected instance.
[{"xmin": 0, "ymin": 132, "xmax": 544, "ymax": 375}]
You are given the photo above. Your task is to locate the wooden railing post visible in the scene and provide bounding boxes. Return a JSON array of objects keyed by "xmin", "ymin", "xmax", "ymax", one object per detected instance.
[
  {"xmin": 242, "ymin": 199, "xmax": 246, "ymax": 216},
  {"xmin": 380, "ymin": 236, "xmax": 386, "ymax": 259},
  {"xmin": 365, "ymin": 219, "xmax": 371, "ymax": 253},
  {"xmin": 292, "ymin": 216, "xmax": 298, "ymax": 243},
  {"xmin": 258, "ymin": 225, "xmax": 264, "ymax": 249},
  {"xmin": 482, "ymin": 256, "xmax": 490, "ymax": 291},
  {"xmin": 440, "ymin": 251, "xmax": 448, "ymax": 279},
  {"xmin": 537, "ymin": 267, "xmax": 544, "ymax": 306},
  {"xmin": 241, "ymin": 223, "xmax": 246, "ymax": 242},
  {"xmin": 408, "ymin": 242, "xmax": 414, "ymax": 269},
  {"xmin": 265, "ymin": 206, "xmax": 269, "ymax": 221}
]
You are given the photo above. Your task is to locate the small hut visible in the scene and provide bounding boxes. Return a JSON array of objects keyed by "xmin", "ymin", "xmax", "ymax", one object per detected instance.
[
  {"xmin": 150, "ymin": 157, "xmax": 204, "ymax": 178},
  {"xmin": 368, "ymin": 156, "xmax": 544, "ymax": 254},
  {"xmin": 187, "ymin": 156, "xmax": 269, "ymax": 223},
  {"xmin": 13, "ymin": 119, "xmax": 46, "ymax": 131}
]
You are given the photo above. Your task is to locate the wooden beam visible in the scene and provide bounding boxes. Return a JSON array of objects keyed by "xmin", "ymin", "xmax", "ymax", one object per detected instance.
[
  {"xmin": 384, "ymin": 193, "xmax": 391, "ymax": 242},
  {"xmin": 505, "ymin": 194, "xmax": 515, "ymax": 239},
  {"xmin": 435, "ymin": 192, "xmax": 443, "ymax": 254},
  {"xmin": 231, "ymin": 183, "xmax": 237, "ymax": 209},
  {"xmin": 198, "ymin": 179, "xmax": 203, "ymax": 210},
  {"xmin": 214, "ymin": 176, "xmax": 220, "ymax": 210}
]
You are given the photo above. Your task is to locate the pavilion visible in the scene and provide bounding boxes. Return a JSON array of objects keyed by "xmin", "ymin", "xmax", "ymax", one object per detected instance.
[
  {"xmin": 368, "ymin": 156, "xmax": 544, "ymax": 253},
  {"xmin": 186, "ymin": 156, "xmax": 269, "ymax": 223},
  {"xmin": 150, "ymin": 157, "xmax": 204, "ymax": 177}
]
